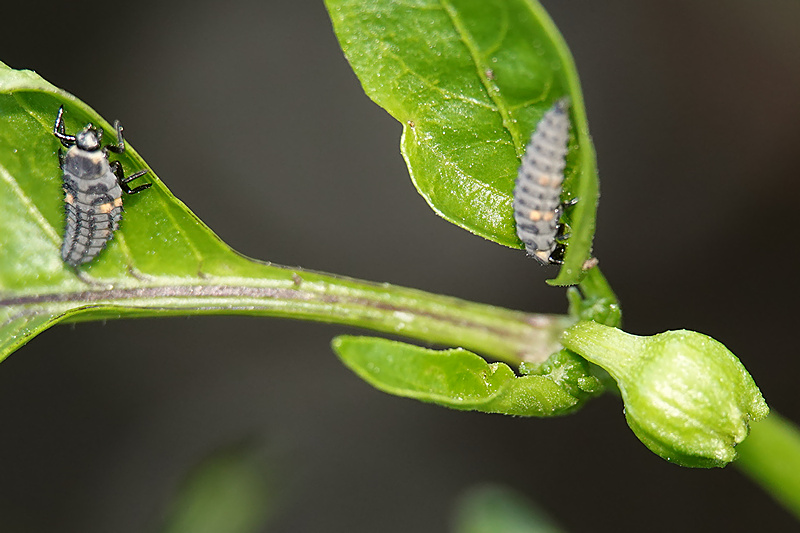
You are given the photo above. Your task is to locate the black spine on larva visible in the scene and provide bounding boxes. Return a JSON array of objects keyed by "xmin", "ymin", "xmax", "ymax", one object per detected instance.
[
  {"xmin": 61, "ymin": 201, "xmax": 122, "ymax": 266},
  {"xmin": 513, "ymin": 98, "xmax": 570, "ymax": 264}
]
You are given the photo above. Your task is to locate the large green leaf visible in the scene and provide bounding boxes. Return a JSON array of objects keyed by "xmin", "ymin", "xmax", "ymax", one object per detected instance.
[
  {"xmin": 326, "ymin": 0, "xmax": 598, "ymax": 285},
  {"xmin": 0, "ymin": 62, "xmax": 275, "ymax": 361}
]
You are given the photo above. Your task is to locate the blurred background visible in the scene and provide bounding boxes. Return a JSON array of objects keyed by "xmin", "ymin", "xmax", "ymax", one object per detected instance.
[{"xmin": 2, "ymin": 0, "xmax": 800, "ymax": 531}]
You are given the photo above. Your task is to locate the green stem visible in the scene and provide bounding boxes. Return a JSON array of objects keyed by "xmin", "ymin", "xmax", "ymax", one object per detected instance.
[
  {"xmin": 735, "ymin": 412, "xmax": 800, "ymax": 520},
  {"xmin": 2, "ymin": 262, "xmax": 574, "ymax": 366},
  {"xmin": 560, "ymin": 320, "xmax": 641, "ymax": 382}
]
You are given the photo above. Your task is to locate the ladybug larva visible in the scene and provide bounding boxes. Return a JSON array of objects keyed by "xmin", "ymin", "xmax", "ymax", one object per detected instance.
[
  {"xmin": 513, "ymin": 98, "xmax": 572, "ymax": 265},
  {"xmin": 53, "ymin": 106, "xmax": 151, "ymax": 267}
]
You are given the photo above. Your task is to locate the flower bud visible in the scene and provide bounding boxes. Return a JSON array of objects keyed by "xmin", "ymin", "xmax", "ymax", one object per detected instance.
[{"xmin": 561, "ymin": 321, "xmax": 769, "ymax": 468}]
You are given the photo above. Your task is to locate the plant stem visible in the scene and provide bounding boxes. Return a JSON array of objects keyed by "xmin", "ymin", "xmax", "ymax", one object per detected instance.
[
  {"xmin": 2, "ymin": 263, "xmax": 573, "ymax": 366},
  {"xmin": 735, "ymin": 411, "xmax": 800, "ymax": 520}
]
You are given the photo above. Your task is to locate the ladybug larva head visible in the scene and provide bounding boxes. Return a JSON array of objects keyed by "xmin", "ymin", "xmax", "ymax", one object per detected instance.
[{"xmin": 75, "ymin": 124, "xmax": 102, "ymax": 152}]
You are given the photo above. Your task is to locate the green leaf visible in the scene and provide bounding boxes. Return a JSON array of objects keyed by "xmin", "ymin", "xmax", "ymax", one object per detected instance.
[
  {"xmin": 326, "ymin": 0, "xmax": 598, "ymax": 285},
  {"xmin": 0, "ymin": 61, "xmax": 269, "ymax": 362},
  {"xmin": 160, "ymin": 442, "xmax": 275, "ymax": 533},
  {"xmin": 332, "ymin": 335, "xmax": 602, "ymax": 417},
  {"xmin": 452, "ymin": 484, "xmax": 568, "ymax": 533}
]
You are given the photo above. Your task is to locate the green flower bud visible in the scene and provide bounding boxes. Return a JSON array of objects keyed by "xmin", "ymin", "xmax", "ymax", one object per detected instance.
[{"xmin": 561, "ymin": 321, "xmax": 769, "ymax": 468}]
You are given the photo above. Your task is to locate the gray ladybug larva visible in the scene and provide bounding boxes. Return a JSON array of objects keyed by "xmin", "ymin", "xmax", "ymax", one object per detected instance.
[
  {"xmin": 53, "ymin": 106, "xmax": 151, "ymax": 267},
  {"xmin": 513, "ymin": 98, "xmax": 572, "ymax": 265}
]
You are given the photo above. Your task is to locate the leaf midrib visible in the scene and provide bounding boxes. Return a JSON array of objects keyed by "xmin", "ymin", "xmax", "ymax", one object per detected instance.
[{"xmin": 0, "ymin": 281, "xmax": 560, "ymax": 367}]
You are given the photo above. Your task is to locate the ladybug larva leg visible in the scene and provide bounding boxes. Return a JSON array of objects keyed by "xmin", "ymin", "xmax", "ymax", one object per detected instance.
[
  {"xmin": 121, "ymin": 169, "xmax": 149, "ymax": 184},
  {"xmin": 52, "ymin": 105, "xmax": 76, "ymax": 148},
  {"xmin": 110, "ymin": 161, "xmax": 151, "ymax": 194},
  {"xmin": 548, "ymin": 244, "xmax": 566, "ymax": 265},
  {"xmin": 562, "ymin": 196, "xmax": 579, "ymax": 207},
  {"xmin": 106, "ymin": 120, "xmax": 126, "ymax": 154}
]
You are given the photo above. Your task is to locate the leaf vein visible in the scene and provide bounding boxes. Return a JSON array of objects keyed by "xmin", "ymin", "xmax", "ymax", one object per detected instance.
[
  {"xmin": 370, "ymin": 38, "xmax": 497, "ymax": 112},
  {"xmin": 481, "ymin": 5, "xmax": 510, "ymax": 58},
  {"xmin": 439, "ymin": 0, "xmax": 521, "ymax": 156},
  {"xmin": 507, "ymin": 83, "xmax": 554, "ymax": 113}
]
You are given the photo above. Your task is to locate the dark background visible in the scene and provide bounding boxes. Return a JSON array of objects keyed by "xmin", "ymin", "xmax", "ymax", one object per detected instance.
[{"xmin": 2, "ymin": 1, "xmax": 800, "ymax": 531}]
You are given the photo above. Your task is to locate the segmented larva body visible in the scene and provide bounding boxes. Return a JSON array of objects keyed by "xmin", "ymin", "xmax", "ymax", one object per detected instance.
[
  {"xmin": 53, "ymin": 105, "xmax": 151, "ymax": 267},
  {"xmin": 513, "ymin": 98, "xmax": 570, "ymax": 265},
  {"xmin": 61, "ymin": 150, "xmax": 123, "ymax": 266}
]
